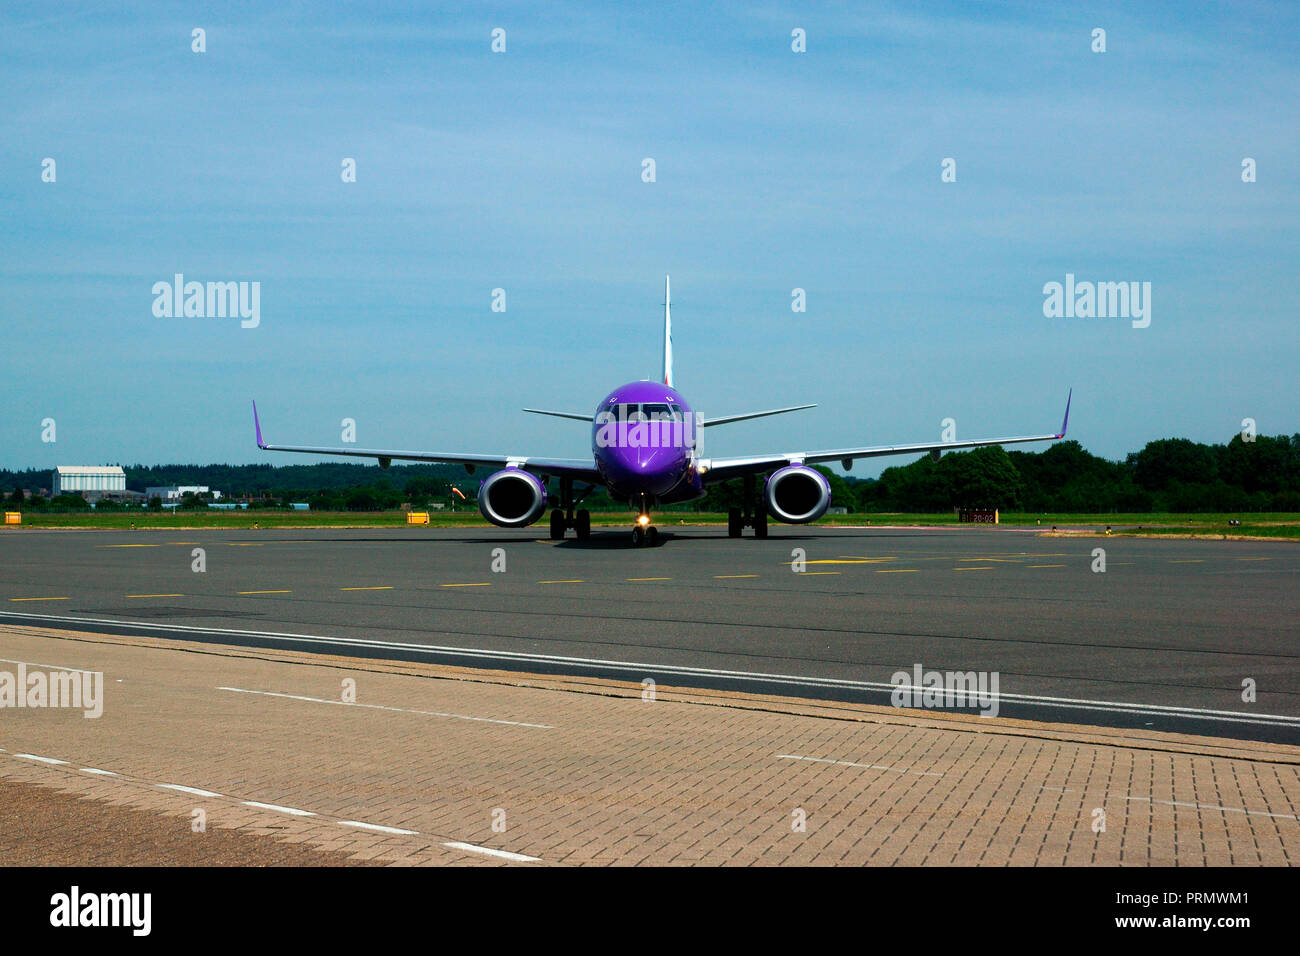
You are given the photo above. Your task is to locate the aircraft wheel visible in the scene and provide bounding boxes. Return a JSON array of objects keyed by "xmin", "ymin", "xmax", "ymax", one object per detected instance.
[
  {"xmin": 646, "ymin": 526, "xmax": 659, "ymax": 546},
  {"xmin": 549, "ymin": 509, "xmax": 566, "ymax": 540},
  {"xmin": 631, "ymin": 526, "xmax": 646, "ymax": 547},
  {"xmin": 753, "ymin": 508, "xmax": 768, "ymax": 538},
  {"xmin": 575, "ymin": 509, "xmax": 591, "ymax": 540},
  {"xmin": 728, "ymin": 509, "xmax": 742, "ymax": 538}
]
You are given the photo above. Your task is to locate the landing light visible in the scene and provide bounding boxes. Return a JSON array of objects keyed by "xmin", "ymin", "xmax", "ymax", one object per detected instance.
[{"xmin": 637, "ymin": 515, "xmax": 650, "ymax": 526}]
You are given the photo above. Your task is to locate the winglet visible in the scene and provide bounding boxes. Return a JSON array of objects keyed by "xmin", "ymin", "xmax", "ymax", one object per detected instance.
[
  {"xmin": 252, "ymin": 400, "xmax": 267, "ymax": 449},
  {"xmin": 1056, "ymin": 388, "xmax": 1072, "ymax": 439}
]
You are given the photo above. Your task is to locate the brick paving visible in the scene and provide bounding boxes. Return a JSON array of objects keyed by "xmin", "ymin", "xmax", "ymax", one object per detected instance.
[
  {"xmin": 0, "ymin": 624, "xmax": 1296, "ymax": 866},
  {"xmin": 0, "ymin": 774, "xmax": 392, "ymax": 866}
]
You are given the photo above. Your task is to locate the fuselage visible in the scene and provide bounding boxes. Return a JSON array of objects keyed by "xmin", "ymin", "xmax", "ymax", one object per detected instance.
[{"xmin": 591, "ymin": 381, "xmax": 705, "ymax": 509}]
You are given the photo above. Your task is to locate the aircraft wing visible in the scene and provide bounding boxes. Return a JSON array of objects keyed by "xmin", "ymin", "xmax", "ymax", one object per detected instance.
[
  {"xmin": 699, "ymin": 390, "xmax": 1071, "ymax": 484},
  {"xmin": 253, "ymin": 402, "xmax": 601, "ymax": 482}
]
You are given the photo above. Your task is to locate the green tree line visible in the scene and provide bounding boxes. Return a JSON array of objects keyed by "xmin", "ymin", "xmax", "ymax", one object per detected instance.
[{"xmin": 855, "ymin": 434, "xmax": 1300, "ymax": 513}]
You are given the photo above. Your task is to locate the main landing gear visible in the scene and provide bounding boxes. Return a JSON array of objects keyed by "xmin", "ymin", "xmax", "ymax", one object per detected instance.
[
  {"xmin": 548, "ymin": 477, "xmax": 592, "ymax": 541},
  {"xmin": 727, "ymin": 473, "xmax": 769, "ymax": 539}
]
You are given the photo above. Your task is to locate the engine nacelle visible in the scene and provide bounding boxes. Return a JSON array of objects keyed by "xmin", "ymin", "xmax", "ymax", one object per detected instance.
[
  {"xmin": 477, "ymin": 469, "xmax": 548, "ymax": 528},
  {"xmin": 764, "ymin": 464, "xmax": 831, "ymax": 524}
]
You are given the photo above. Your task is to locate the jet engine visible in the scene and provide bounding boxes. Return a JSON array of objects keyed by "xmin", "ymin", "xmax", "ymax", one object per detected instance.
[
  {"xmin": 764, "ymin": 464, "xmax": 831, "ymax": 524},
  {"xmin": 477, "ymin": 469, "xmax": 548, "ymax": 528}
]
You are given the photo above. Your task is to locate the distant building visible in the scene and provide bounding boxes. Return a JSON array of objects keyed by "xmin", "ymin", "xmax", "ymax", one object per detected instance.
[
  {"xmin": 93, "ymin": 491, "xmax": 147, "ymax": 506},
  {"xmin": 144, "ymin": 485, "xmax": 223, "ymax": 502},
  {"xmin": 54, "ymin": 466, "xmax": 125, "ymax": 498}
]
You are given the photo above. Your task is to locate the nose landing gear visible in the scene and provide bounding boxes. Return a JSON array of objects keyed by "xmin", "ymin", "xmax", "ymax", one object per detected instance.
[
  {"xmin": 630, "ymin": 492, "xmax": 659, "ymax": 547},
  {"xmin": 632, "ymin": 515, "xmax": 658, "ymax": 547}
]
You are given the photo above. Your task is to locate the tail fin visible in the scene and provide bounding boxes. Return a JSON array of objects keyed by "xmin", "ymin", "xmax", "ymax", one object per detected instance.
[{"xmin": 662, "ymin": 274, "xmax": 674, "ymax": 388}]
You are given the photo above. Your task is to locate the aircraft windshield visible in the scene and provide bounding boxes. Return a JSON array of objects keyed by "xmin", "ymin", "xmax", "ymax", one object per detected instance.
[{"xmin": 640, "ymin": 403, "xmax": 680, "ymax": 420}]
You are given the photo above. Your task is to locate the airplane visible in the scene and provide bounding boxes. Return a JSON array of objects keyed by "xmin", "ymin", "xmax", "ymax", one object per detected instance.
[{"xmin": 253, "ymin": 276, "xmax": 1071, "ymax": 546}]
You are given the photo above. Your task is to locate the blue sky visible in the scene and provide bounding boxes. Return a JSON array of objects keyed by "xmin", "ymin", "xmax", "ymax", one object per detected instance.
[{"xmin": 2, "ymin": 1, "xmax": 1296, "ymax": 477}]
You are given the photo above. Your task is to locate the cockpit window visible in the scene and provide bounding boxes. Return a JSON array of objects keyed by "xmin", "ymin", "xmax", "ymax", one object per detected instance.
[{"xmin": 641, "ymin": 403, "xmax": 679, "ymax": 420}]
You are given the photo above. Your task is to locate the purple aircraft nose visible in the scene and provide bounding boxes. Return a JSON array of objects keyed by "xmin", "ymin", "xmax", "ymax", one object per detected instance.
[
  {"xmin": 602, "ymin": 443, "xmax": 687, "ymax": 497},
  {"xmin": 592, "ymin": 381, "xmax": 696, "ymax": 500}
]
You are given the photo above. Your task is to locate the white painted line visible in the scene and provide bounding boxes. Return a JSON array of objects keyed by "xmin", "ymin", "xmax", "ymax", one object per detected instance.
[
  {"xmin": 6, "ymin": 609, "xmax": 1298, "ymax": 730},
  {"xmin": 158, "ymin": 783, "xmax": 222, "ymax": 798},
  {"xmin": 242, "ymin": 801, "xmax": 315, "ymax": 817},
  {"xmin": 216, "ymin": 686, "xmax": 553, "ymax": 730},
  {"xmin": 443, "ymin": 841, "xmax": 540, "ymax": 863},
  {"xmin": 1035, "ymin": 783, "xmax": 1295, "ymax": 821},
  {"xmin": 777, "ymin": 754, "xmax": 944, "ymax": 777},
  {"xmin": 15, "ymin": 754, "xmax": 69, "ymax": 765},
  {"xmin": 0, "ymin": 656, "xmax": 99, "ymax": 676},
  {"xmin": 1118, "ymin": 794, "xmax": 1299, "ymax": 822},
  {"xmin": 80, "ymin": 768, "xmax": 119, "ymax": 776},
  {"xmin": 340, "ymin": 820, "xmax": 419, "ymax": 836}
]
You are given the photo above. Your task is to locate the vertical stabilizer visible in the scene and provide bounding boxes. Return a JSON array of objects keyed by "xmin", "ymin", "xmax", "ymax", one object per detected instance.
[{"xmin": 663, "ymin": 274, "xmax": 674, "ymax": 388}]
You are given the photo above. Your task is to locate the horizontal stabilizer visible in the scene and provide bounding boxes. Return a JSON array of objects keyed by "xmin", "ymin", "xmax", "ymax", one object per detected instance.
[
  {"xmin": 704, "ymin": 404, "xmax": 817, "ymax": 427},
  {"xmin": 522, "ymin": 408, "xmax": 592, "ymax": 422}
]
